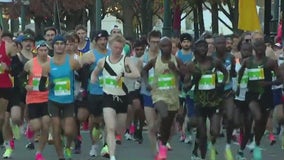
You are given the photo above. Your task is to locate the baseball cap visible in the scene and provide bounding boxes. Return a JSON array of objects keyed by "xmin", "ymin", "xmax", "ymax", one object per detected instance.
[
  {"xmin": 36, "ymin": 40, "xmax": 48, "ymax": 49},
  {"xmin": 92, "ymin": 30, "xmax": 109, "ymax": 41},
  {"xmin": 274, "ymin": 42, "xmax": 282, "ymax": 48},
  {"xmin": 22, "ymin": 34, "xmax": 35, "ymax": 41},
  {"xmin": 52, "ymin": 35, "xmax": 66, "ymax": 45}
]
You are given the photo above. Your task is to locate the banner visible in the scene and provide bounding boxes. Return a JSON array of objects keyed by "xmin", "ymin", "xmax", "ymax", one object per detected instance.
[{"xmin": 238, "ymin": 0, "xmax": 261, "ymax": 31}]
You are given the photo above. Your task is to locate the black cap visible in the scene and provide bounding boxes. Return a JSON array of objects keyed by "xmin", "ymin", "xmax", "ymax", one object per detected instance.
[
  {"xmin": 180, "ymin": 33, "xmax": 192, "ymax": 42},
  {"xmin": 52, "ymin": 35, "xmax": 66, "ymax": 45},
  {"xmin": 22, "ymin": 34, "xmax": 35, "ymax": 41},
  {"xmin": 92, "ymin": 30, "xmax": 109, "ymax": 41}
]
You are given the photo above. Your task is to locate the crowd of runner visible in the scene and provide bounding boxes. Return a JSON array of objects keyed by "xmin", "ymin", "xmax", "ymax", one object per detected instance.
[{"xmin": 0, "ymin": 24, "xmax": 284, "ymax": 160}]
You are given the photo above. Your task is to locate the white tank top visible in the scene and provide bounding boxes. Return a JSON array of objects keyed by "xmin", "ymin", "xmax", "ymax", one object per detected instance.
[{"xmin": 102, "ymin": 55, "xmax": 127, "ymax": 96}]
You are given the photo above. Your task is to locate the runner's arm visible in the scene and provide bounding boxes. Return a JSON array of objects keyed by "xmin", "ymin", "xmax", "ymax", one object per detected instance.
[{"xmin": 124, "ymin": 57, "xmax": 140, "ymax": 79}]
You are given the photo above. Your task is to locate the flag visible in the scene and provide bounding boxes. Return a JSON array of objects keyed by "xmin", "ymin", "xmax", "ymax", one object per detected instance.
[{"xmin": 238, "ymin": 0, "xmax": 261, "ymax": 31}]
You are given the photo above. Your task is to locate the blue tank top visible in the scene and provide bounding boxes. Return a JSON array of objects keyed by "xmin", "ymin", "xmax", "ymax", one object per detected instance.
[
  {"xmin": 140, "ymin": 51, "xmax": 156, "ymax": 96},
  {"xmin": 176, "ymin": 50, "xmax": 193, "ymax": 63},
  {"xmin": 78, "ymin": 38, "xmax": 91, "ymax": 54},
  {"xmin": 49, "ymin": 55, "xmax": 75, "ymax": 103},
  {"xmin": 88, "ymin": 49, "xmax": 111, "ymax": 95},
  {"xmin": 213, "ymin": 52, "xmax": 233, "ymax": 90}
]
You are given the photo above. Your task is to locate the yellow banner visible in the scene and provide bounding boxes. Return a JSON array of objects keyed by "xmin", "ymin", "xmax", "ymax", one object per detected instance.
[{"xmin": 238, "ymin": 0, "xmax": 261, "ymax": 31}]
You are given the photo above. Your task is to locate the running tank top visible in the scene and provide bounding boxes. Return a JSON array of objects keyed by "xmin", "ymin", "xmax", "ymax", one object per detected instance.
[
  {"xmin": 0, "ymin": 40, "xmax": 12, "ymax": 88},
  {"xmin": 176, "ymin": 50, "xmax": 193, "ymax": 63},
  {"xmin": 78, "ymin": 38, "xmax": 91, "ymax": 54},
  {"xmin": 140, "ymin": 49, "xmax": 160, "ymax": 96},
  {"xmin": 124, "ymin": 56, "xmax": 140, "ymax": 92},
  {"xmin": 26, "ymin": 57, "xmax": 49, "ymax": 104},
  {"xmin": 49, "ymin": 55, "xmax": 75, "ymax": 103},
  {"xmin": 88, "ymin": 49, "xmax": 111, "ymax": 95},
  {"xmin": 151, "ymin": 55, "xmax": 179, "ymax": 111},
  {"xmin": 102, "ymin": 55, "xmax": 127, "ymax": 96},
  {"xmin": 213, "ymin": 53, "xmax": 233, "ymax": 90}
]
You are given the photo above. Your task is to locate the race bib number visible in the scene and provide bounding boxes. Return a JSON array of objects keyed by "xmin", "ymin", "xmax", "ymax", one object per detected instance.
[
  {"xmin": 157, "ymin": 74, "xmax": 175, "ymax": 90},
  {"xmin": 198, "ymin": 74, "xmax": 216, "ymax": 90},
  {"xmin": 54, "ymin": 77, "xmax": 71, "ymax": 96},
  {"xmin": 104, "ymin": 76, "xmax": 121, "ymax": 88},
  {"xmin": 247, "ymin": 68, "xmax": 264, "ymax": 80}
]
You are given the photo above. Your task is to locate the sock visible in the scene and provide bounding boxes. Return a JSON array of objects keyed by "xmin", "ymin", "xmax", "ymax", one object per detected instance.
[
  {"xmin": 226, "ymin": 144, "xmax": 230, "ymax": 149},
  {"xmin": 4, "ymin": 141, "xmax": 10, "ymax": 149},
  {"xmin": 92, "ymin": 144, "xmax": 98, "ymax": 150},
  {"xmin": 110, "ymin": 155, "xmax": 116, "ymax": 160}
]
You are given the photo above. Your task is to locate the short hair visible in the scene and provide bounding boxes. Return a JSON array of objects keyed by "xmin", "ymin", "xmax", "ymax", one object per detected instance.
[
  {"xmin": 1, "ymin": 32, "xmax": 13, "ymax": 39},
  {"xmin": 109, "ymin": 35, "xmax": 126, "ymax": 47},
  {"xmin": 147, "ymin": 30, "xmax": 161, "ymax": 41},
  {"xmin": 75, "ymin": 24, "xmax": 87, "ymax": 32},
  {"xmin": 65, "ymin": 33, "xmax": 79, "ymax": 43},
  {"xmin": 44, "ymin": 26, "xmax": 57, "ymax": 35},
  {"xmin": 133, "ymin": 40, "xmax": 145, "ymax": 48}
]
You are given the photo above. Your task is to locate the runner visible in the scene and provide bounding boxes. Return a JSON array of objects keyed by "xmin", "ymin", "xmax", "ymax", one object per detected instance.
[
  {"xmin": 39, "ymin": 35, "xmax": 81, "ymax": 160},
  {"xmin": 140, "ymin": 30, "xmax": 161, "ymax": 154},
  {"xmin": 90, "ymin": 35, "xmax": 140, "ymax": 160},
  {"xmin": 81, "ymin": 30, "xmax": 111, "ymax": 157},
  {"xmin": 75, "ymin": 24, "xmax": 91, "ymax": 54},
  {"xmin": 43, "ymin": 27, "xmax": 57, "ymax": 57},
  {"xmin": 0, "ymin": 25, "xmax": 18, "ymax": 159},
  {"xmin": 237, "ymin": 39, "xmax": 280, "ymax": 160},
  {"xmin": 24, "ymin": 41, "xmax": 50, "ymax": 160},
  {"xmin": 185, "ymin": 39, "xmax": 227, "ymax": 160},
  {"xmin": 124, "ymin": 40, "xmax": 144, "ymax": 143},
  {"xmin": 142, "ymin": 37, "xmax": 184, "ymax": 159}
]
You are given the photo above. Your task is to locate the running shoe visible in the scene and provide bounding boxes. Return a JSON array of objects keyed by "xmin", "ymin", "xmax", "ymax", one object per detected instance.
[
  {"xmin": 225, "ymin": 147, "xmax": 234, "ymax": 160},
  {"xmin": 236, "ymin": 150, "xmax": 246, "ymax": 160},
  {"xmin": 116, "ymin": 134, "xmax": 122, "ymax": 145},
  {"xmin": 92, "ymin": 127, "xmax": 102, "ymax": 140},
  {"xmin": 191, "ymin": 154, "xmax": 200, "ymax": 160},
  {"xmin": 73, "ymin": 139, "xmax": 81, "ymax": 154},
  {"xmin": 25, "ymin": 142, "xmax": 35, "ymax": 150},
  {"xmin": 2, "ymin": 148, "xmax": 13, "ymax": 159},
  {"xmin": 269, "ymin": 133, "xmax": 276, "ymax": 145},
  {"xmin": 166, "ymin": 142, "xmax": 172, "ymax": 151},
  {"xmin": 157, "ymin": 145, "xmax": 168, "ymax": 159},
  {"xmin": 247, "ymin": 141, "xmax": 255, "ymax": 151},
  {"xmin": 89, "ymin": 145, "xmax": 98, "ymax": 157},
  {"xmin": 184, "ymin": 134, "xmax": 192, "ymax": 144},
  {"xmin": 64, "ymin": 147, "xmax": 72, "ymax": 159},
  {"xmin": 100, "ymin": 145, "xmax": 110, "ymax": 158},
  {"xmin": 35, "ymin": 152, "xmax": 45, "ymax": 160},
  {"xmin": 253, "ymin": 146, "xmax": 262, "ymax": 160},
  {"xmin": 9, "ymin": 140, "xmax": 15, "ymax": 150},
  {"xmin": 179, "ymin": 134, "xmax": 186, "ymax": 142},
  {"xmin": 124, "ymin": 132, "xmax": 134, "ymax": 141}
]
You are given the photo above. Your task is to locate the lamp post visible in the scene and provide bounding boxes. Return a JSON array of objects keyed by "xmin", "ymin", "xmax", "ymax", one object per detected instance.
[
  {"xmin": 21, "ymin": 0, "xmax": 29, "ymax": 31},
  {"xmin": 95, "ymin": 0, "xmax": 102, "ymax": 30},
  {"xmin": 162, "ymin": 0, "xmax": 172, "ymax": 37}
]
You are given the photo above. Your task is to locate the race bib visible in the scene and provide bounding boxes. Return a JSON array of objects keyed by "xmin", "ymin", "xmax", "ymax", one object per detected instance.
[
  {"xmin": 104, "ymin": 76, "xmax": 121, "ymax": 88},
  {"xmin": 217, "ymin": 71, "xmax": 224, "ymax": 83},
  {"xmin": 148, "ymin": 74, "xmax": 154, "ymax": 85},
  {"xmin": 247, "ymin": 68, "xmax": 264, "ymax": 80},
  {"xmin": 198, "ymin": 74, "xmax": 216, "ymax": 90},
  {"xmin": 157, "ymin": 74, "xmax": 175, "ymax": 90},
  {"xmin": 240, "ymin": 71, "xmax": 248, "ymax": 88},
  {"xmin": 54, "ymin": 77, "xmax": 71, "ymax": 96},
  {"xmin": 32, "ymin": 77, "xmax": 40, "ymax": 91}
]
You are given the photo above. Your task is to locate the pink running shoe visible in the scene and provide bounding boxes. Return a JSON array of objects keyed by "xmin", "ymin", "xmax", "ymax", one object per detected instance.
[
  {"xmin": 269, "ymin": 133, "xmax": 276, "ymax": 145},
  {"xmin": 25, "ymin": 125, "xmax": 34, "ymax": 139},
  {"xmin": 35, "ymin": 153, "xmax": 45, "ymax": 160},
  {"xmin": 158, "ymin": 145, "xmax": 168, "ymax": 159},
  {"xmin": 238, "ymin": 131, "xmax": 243, "ymax": 146}
]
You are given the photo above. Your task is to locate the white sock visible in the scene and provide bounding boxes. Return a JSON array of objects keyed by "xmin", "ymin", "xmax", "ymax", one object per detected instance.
[
  {"xmin": 110, "ymin": 155, "xmax": 116, "ymax": 160},
  {"xmin": 226, "ymin": 144, "xmax": 230, "ymax": 149},
  {"xmin": 4, "ymin": 141, "xmax": 10, "ymax": 149},
  {"xmin": 91, "ymin": 144, "xmax": 98, "ymax": 150}
]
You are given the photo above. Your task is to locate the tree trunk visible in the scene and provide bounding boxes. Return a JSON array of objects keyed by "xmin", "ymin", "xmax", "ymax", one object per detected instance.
[
  {"xmin": 141, "ymin": 0, "xmax": 153, "ymax": 36},
  {"xmin": 197, "ymin": 0, "xmax": 204, "ymax": 35},
  {"xmin": 122, "ymin": 4, "xmax": 135, "ymax": 38},
  {"xmin": 88, "ymin": 0, "xmax": 96, "ymax": 37},
  {"xmin": 211, "ymin": 1, "xmax": 218, "ymax": 34},
  {"xmin": 34, "ymin": 17, "xmax": 42, "ymax": 38},
  {"xmin": 233, "ymin": 0, "xmax": 239, "ymax": 33},
  {"xmin": 172, "ymin": 0, "xmax": 181, "ymax": 37},
  {"xmin": 65, "ymin": 10, "xmax": 83, "ymax": 31},
  {"xmin": 193, "ymin": 5, "xmax": 199, "ymax": 40}
]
